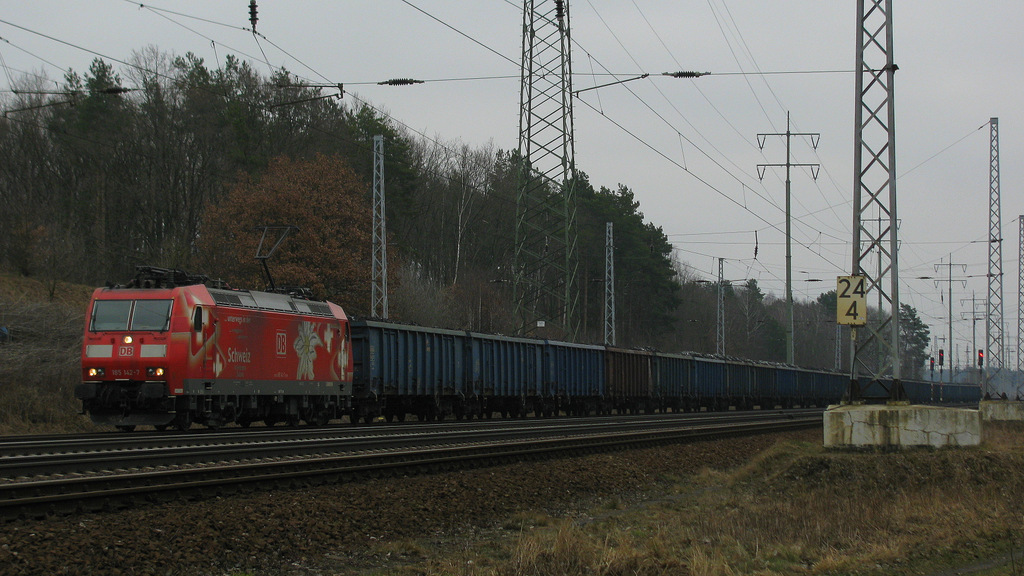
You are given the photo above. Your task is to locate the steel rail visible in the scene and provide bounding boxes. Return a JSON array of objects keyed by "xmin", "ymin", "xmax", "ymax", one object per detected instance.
[
  {"xmin": 0, "ymin": 415, "xmax": 820, "ymax": 521},
  {"xmin": 0, "ymin": 411, "xmax": 821, "ymax": 478},
  {"xmin": 0, "ymin": 409, "xmax": 825, "ymax": 454}
]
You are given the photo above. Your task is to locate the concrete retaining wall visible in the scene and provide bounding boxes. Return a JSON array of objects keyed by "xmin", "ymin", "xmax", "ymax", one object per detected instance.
[
  {"xmin": 979, "ymin": 400, "xmax": 1024, "ymax": 422},
  {"xmin": 824, "ymin": 404, "xmax": 980, "ymax": 448}
]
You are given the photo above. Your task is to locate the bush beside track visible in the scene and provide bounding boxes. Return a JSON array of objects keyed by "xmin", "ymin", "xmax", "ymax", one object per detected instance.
[{"xmin": 0, "ymin": 274, "xmax": 100, "ymax": 435}]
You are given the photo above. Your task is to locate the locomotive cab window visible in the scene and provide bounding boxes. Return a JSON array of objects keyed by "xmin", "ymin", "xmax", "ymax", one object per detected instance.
[
  {"xmin": 131, "ymin": 300, "xmax": 172, "ymax": 331},
  {"xmin": 90, "ymin": 300, "xmax": 132, "ymax": 331},
  {"xmin": 90, "ymin": 299, "xmax": 172, "ymax": 332}
]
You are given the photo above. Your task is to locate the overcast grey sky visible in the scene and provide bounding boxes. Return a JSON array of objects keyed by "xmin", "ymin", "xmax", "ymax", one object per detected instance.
[{"xmin": 2, "ymin": 1, "xmax": 1023, "ymax": 366}]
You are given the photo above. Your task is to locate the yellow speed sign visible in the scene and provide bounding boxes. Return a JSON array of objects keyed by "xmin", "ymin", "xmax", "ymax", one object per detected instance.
[{"xmin": 836, "ymin": 276, "xmax": 867, "ymax": 325}]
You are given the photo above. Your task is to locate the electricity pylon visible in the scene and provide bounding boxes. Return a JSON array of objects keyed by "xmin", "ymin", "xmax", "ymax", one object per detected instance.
[
  {"xmin": 847, "ymin": 0, "xmax": 903, "ymax": 402},
  {"xmin": 985, "ymin": 118, "xmax": 1004, "ymax": 397},
  {"xmin": 513, "ymin": 0, "xmax": 580, "ymax": 340}
]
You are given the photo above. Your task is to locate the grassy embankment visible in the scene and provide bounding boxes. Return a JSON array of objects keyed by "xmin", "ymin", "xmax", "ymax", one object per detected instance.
[
  {"xmin": 0, "ymin": 273, "xmax": 99, "ymax": 434},
  {"xmin": 409, "ymin": 425, "xmax": 1024, "ymax": 576}
]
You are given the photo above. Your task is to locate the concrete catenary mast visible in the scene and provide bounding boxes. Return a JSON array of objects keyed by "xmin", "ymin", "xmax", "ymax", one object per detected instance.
[{"xmin": 757, "ymin": 112, "xmax": 820, "ymax": 365}]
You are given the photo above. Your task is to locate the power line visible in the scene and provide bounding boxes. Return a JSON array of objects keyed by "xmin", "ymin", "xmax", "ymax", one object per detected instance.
[
  {"xmin": 399, "ymin": 0, "xmax": 518, "ymax": 68},
  {"xmin": 898, "ymin": 121, "xmax": 990, "ymax": 180},
  {"xmin": 577, "ymin": 1, "xmax": 858, "ymax": 269}
]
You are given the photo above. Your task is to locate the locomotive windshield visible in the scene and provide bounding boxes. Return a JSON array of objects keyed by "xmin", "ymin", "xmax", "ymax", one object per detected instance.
[
  {"xmin": 90, "ymin": 299, "xmax": 172, "ymax": 332},
  {"xmin": 132, "ymin": 300, "xmax": 173, "ymax": 330}
]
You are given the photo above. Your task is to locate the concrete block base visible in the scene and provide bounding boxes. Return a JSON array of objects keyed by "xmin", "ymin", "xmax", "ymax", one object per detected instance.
[
  {"xmin": 979, "ymin": 400, "xmax": 1024, "ymax": 422},
  {"xmin": 824, "ymin": 404, "xmax": 980, "ymax": 448}
]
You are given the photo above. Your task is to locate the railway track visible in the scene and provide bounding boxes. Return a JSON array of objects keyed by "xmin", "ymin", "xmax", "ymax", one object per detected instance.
[{"xmin": 0, "ymin": 410, "xmax": 821, "ymax": 521}]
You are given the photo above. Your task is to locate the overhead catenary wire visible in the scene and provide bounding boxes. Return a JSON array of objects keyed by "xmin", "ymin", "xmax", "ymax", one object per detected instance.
[
  {"xmin": 0, "ymin": 3, "xmax": 860, "ymax": 265},
  {"xmin": 579, "ymin": 1, "xmax": 857, "ymax": 266},
  {"xmin": 0, "ymin": 7, "xmax": 518, "ymax": 221},
  {"xmin": 0, "ymin": 4, "xmax": 998, "ymax": 333}
]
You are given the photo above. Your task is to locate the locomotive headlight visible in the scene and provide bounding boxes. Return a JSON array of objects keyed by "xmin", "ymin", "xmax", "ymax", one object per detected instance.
[
  {"xmin": 88, "ymin": 367, "xmax": 105, "ymax": 377},
  {"xmin": 146, "ymin": 367, "xmax": 165, "ymax": 377},
  {"xmin": 123, "ymin": 336, "xmax": 133, "ymax": 344}
]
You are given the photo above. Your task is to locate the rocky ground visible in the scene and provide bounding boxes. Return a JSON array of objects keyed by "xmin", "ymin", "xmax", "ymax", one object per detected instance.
[{"xmin": 0, "ymin": 429, "xmax": 813, "ymax": 576}]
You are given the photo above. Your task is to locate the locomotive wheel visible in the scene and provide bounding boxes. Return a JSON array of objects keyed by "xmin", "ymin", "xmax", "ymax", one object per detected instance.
[
  {"xmin": 302, "ymin": 410, "xmax": 326, "ymax": 426},
  {"xmin": 173, "ymin": 413, "xmax": 191, "ymax": 431},
  {"xmin": 116, "ymin": 425, "xmax": 136, "ymax": 432}
]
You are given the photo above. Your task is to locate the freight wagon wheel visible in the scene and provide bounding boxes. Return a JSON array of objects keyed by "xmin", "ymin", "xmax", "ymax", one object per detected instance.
[
  {"xmin": 237, "ymin": 418, "xmax": 252, "ymax": 428},
  {"xmin": 116, "ymin": 425, "xmax": 136, "ymax": 432},
  {"xmin": 263, "ymin": 417, "xmax": 278, "ymax": 427},
  {"xmin": 154, "ymin": 425, "xmax": 168, "ymax": 431}
]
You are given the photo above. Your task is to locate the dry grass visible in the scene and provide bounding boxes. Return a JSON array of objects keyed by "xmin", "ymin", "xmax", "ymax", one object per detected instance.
[
  {"xmin": 420, "ymin": 428, "xmax": 1024, "ymax": 576},
  {"xmin": 0, "ymin": 273, "xmax": 100, "ymax": 434}
]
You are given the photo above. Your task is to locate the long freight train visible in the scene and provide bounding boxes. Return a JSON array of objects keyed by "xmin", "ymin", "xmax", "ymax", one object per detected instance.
[{"xmin": 76, "ymin": 268, "xmax": 980, "ymax": 430}]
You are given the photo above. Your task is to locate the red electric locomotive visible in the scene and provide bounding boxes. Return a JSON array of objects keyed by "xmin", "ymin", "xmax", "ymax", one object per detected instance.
[{"xmin": 76, "ymin": 267, "xmax": 352, "ymax": 430}]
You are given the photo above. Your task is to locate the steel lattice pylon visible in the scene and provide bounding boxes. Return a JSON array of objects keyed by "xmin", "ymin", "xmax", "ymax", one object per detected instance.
[
  {"xmin": 847, "ymin": 0, "xmax": 903, "ymax": 402},
  {"xmin": 717, "ymin": 258, "xmax": 725, "ymax": 355},
  {"xmin": 604, "ymin": 222, "xmax": 615, "ymax": 346},
  {"xmin": 371, "ymin": 134, "xmax": 388, "ymax": 319},
  {"xmin": 985, "ymin": 118, "xmax": 1004, "ymax": 395},
  {"xmin": 513, "ymin": 0, "xmax": 580, "ymax": 340},
  {"xmin": 1017, "ymin": 215, "xmax": 1023, "ymax": 398}
]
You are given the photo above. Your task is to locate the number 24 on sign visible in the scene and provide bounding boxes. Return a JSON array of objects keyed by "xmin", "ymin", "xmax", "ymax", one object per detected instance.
[{"xmin": 836, "ymin": 276, "xmax": 867, "ymax": 325}]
